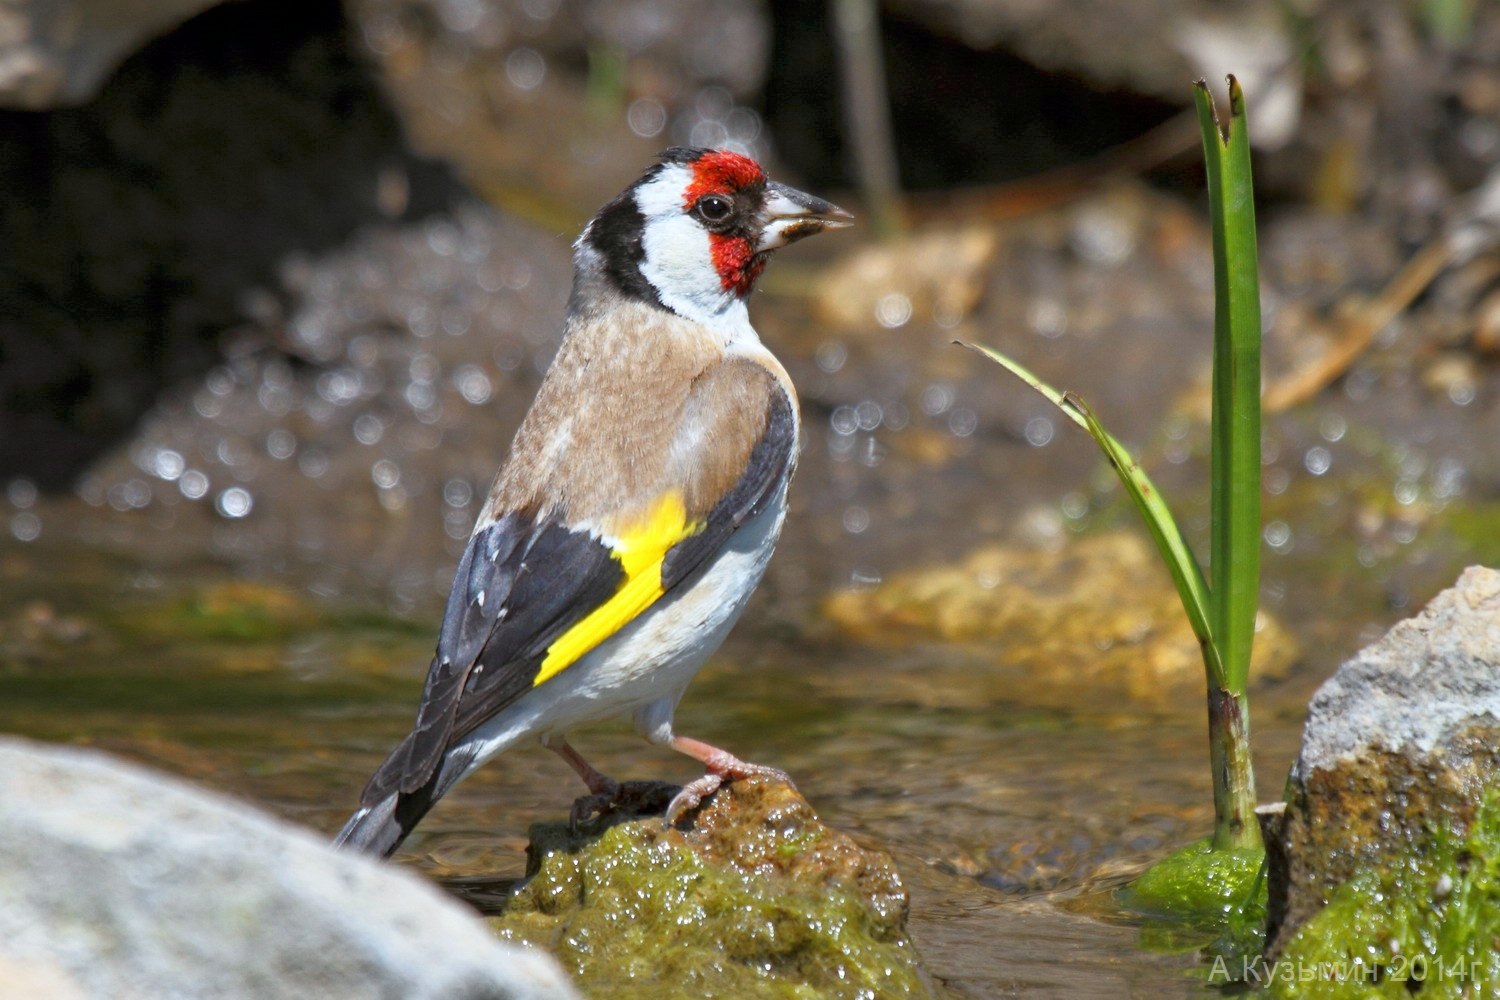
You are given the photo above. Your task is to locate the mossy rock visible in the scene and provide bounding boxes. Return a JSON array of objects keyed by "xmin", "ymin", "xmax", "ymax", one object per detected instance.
[
  {"xmin": 1118, "ymin": 837, "xmax": 1267, "ymax": 963},
  {"xmin": 489, "ymin": 777, "xmax": 936, "ymax": 999},
  {"xmin": 1266, "ymin": 568, "xmax": 1500, "ymax": 958},
  {"xmin": 1265, "ymin": 787, "xmax": 1500, "ymax": 998}
]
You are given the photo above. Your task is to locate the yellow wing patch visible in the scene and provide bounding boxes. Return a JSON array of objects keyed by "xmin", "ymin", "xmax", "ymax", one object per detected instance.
[{"xmin": 533, "ymin": 492, "xmax": 700, "ymax": 686}]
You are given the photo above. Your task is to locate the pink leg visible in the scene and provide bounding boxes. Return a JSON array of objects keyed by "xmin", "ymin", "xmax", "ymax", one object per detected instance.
[
  {"xmin": 664, "ymin": 735, "xmax": 791, "ymax": 825},
  {"xmin": 545, "ymin": 735, "xmax": 617, "ymax": 795},
  {"xmin": 544, "ymin": 736, "xmax": 626, "ymax": 829},
  {"xmin": 546, "ymin": 734, "xmax": 681, "ymax": 827}
]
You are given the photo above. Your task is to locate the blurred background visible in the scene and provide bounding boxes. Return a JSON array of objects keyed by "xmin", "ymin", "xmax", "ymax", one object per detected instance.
[{"xmin": 2, "ymin": 0, "xmax": 1498, "ymax": 994}]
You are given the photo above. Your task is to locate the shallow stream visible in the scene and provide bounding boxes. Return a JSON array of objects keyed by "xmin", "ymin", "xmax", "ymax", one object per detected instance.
[
  {"xmin": 0, "ymin": 435, "xmax": 1474, "ymax": 998},
  {"xmin": 4, "ymin": 238, "xmax": 1496, "ymax": 996}
]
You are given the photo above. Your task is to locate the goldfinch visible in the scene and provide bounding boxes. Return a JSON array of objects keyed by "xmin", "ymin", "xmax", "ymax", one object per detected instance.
[{"xmin": 336, "ymin": 147, "xmax": 852, "ymax": 857}]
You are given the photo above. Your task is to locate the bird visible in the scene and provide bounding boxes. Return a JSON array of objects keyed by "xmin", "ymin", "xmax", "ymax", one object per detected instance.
[{"xmin": 335, "ymin": 146, "xmax": 852, "ymax": 857}]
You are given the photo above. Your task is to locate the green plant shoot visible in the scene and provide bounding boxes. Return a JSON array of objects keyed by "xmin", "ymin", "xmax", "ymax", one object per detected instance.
[
  {"xmin": 1200, "ymin": 76, "xmax": 1262, "ymax": 702},
  {"xmin": 1196, "ymin": 76, "xmax": 1262, "ymax": 853},
  {"xmin": 963, "ymin": 75, "xmax": 1265, "ymax": 857},
  {"xmin": 962, "ymin": 345, "xmax": 1222, "ymax": 685}
]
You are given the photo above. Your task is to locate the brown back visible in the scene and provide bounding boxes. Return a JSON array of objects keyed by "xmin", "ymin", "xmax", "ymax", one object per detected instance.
[{"xmin": 485, "ymin": 299, "xmax": 785, "ymax": 531}]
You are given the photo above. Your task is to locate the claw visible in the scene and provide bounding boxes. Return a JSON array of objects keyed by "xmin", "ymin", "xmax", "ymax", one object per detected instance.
[
  {"xmin": 660, "ymin": 735, "xmax": 795, "ymax": 827},
  {"xmin": 571, "ymin": 780, "xmax": 680, "ymax": 832},
  {"xmin": 663, "ymin": 773, "xmax": 723, "ymax": 827},
  {"xmin": 568, "ymin": 783, "xmax": 619, "ymax": 833}
]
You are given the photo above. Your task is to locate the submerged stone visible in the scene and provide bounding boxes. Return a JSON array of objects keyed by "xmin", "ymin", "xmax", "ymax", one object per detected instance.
[
  {"xmin": 1265, "ymin": 566, "xmax": 1500, "ymax": 962},
  {"xmin": 489, "ymin": 776, "xmax": 935, "ymax": 1000},
  {"xmin": 823, "ymin": 531, "xmax": 1297, "ymax": 699},
  {"xmin": 118, "ymin": 580, "xmax": 325, "ymax": 642}
]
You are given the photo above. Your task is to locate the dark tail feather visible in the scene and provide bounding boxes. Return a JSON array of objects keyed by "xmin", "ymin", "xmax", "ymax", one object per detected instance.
[
  {"xmin": 334, "ymin": 778, "xmax": 452, "ymax": 857},
  {"xmin": 334, "ymin": 740, "xmax": 476, "ymax": 858},
  {"xmin": 333, "ymin": 794, "xmax": 408, "ymax": 857}
]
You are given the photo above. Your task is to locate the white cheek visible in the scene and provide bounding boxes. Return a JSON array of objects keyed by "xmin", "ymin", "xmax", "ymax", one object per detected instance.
[
  {"xmin": 640, "ymin": 214, "xmax": 745, "ymax": 326},
  {"xmin": 632, "ymin": 165, "xmax": 758, "ymax": 343},
  {"xmin": 641, "ymin": 216, "xmax": 720, "ymax": 296}
]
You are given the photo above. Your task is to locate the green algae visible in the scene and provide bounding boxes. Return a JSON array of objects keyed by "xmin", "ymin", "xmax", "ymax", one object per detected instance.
[
  {"xmin": 1443, "ymin": 500, "xmax": 1500, "ymax": 567},
  {"xmin": 111, "ymin": 581, "xmax": 326, "ymax": 642},
  {"xmin": 1264, "ymin": 787, "xmax": 1500, "ymax": 999},
  {"xmin": 489, "ymin": 779, "xmax": 934, "ymax": 1000},
  {"xmin": 109, "ymin": 580, "xmax": 430, "ymax": 645},
  {"xmin": 1118, "ymin": 837, "xmax": 1267, "ymax": 962}
]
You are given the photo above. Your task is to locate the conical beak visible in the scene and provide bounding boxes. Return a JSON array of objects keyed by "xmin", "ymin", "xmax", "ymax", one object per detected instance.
[{"xmin": 756, "ymin": 182, "xmax": 854, "ymax": 253}]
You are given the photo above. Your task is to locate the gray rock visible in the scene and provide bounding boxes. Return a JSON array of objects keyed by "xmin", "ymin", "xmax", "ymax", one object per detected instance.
[
  {"xmin": 1266, "ymin": 566, "xmax": 1500, "ymax": 956},
  {"xmin": 0, "ymin": 0, "xmax": 227, "ymax": 108},
  {"xmin": 0, "ymin": 0, "xmax": 468, "ymax": 491},
  {"xmin": 0, "ymin": 737, "xmax": 579, "ymax": 1000},
  {"xmin": 1294, "ymin": 564, "xmax": 1500, "ymax": 776}
]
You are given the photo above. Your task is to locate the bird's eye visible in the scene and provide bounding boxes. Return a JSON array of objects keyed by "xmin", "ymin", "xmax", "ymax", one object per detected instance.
[{"xmin": 694, "ymin": 195, "xmax": 733, "ymax": 224}]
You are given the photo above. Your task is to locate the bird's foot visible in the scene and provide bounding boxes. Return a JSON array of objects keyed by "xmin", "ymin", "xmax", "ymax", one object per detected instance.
[
  {"xmin": 662, "ymin": 747, "xmax": 793, "ymax": 827},
  {"xmin": 568, "ymin": 779, "xmax": 619, "ymax": 832},
  {"xmin": 570, "ymin": 780, "xmax": 680, "ymax": 833},
  {"xmin": 547, "ymin": 735, "xmax": 638, "ymax": 832}
]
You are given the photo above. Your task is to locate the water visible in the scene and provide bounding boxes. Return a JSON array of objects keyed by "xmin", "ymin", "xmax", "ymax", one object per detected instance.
[
  {"xmin": 0, "ymin": 525, "xmax": 1340, "ymax": 997},
  {"xmin": 5, "ymin": 191, "xmax": 1495, "ymax": 994}
]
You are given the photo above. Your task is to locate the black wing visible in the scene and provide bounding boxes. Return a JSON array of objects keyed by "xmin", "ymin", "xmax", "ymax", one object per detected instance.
[{"xmin": 360, "ymin": 513, "xmax": 621, "ymax": 803}]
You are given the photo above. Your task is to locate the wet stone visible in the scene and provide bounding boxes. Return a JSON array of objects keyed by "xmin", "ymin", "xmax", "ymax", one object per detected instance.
[
  {"xmin": 1265, "ymin": 566, "xmax": 1500, "ymax": 962},
  {"xmin": 78, "ymin": 199, "xmax": 572, "ymax": 600},
  {"xmin": 0, "ymin": 0, "xmax": 468, "ymax": 489},
  {"xmin": 823, "ymin": 531, "xmax": 1298, "ymax": 701},
  {"xmin": 490, "ymin": 776, "xmax": 936, "ymax": 1000}
]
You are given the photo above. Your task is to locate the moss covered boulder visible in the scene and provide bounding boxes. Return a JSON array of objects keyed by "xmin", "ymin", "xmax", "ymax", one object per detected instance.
[
  {"xmin": 1263, "ymin": 789, "xmax": 1500, "ymax": 998},
  {"xmin": 489, "ymin": 777, "xmax": 936, "ymax": 999},
  {"xmin": 1264, "ymin": 566, "xmax": 1500, "ymax": 978},
  {"xmin": 823, "ymin": 531, "xmax": 1297, "ymax": 699}
]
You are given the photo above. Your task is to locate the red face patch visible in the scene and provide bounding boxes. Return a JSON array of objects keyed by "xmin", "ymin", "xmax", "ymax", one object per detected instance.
[
  {"xmin": 682, "ymin": 150, "xmax": 765, "ymax": 209},
  {"xmin": 684, "ymin": 150, "xmax": 767, "ymax": 296},
  {"xmin": 709, "ymin": 234, "xmax": 766, "ymax": 296}
]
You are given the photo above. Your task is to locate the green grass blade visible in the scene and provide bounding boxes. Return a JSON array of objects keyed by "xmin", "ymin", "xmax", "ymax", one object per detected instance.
[
  {"xmin": 960, "ymin": 341, "xmax": 1083, "ymax": 428},
  {"xmin": 960, "ymin": 341, "xmax": 1222, "ymax": 681},
  {"xmin": 1067, "ymin": 394, "xmax": 1221, "ymax": 679},
  {"xmin": 1196, "ymin": 77, "xmax": 1262, "ymax": 696}
]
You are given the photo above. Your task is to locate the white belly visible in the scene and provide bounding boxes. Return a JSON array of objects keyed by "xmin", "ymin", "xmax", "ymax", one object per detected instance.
[{"xmin": 453, "ymin": 481, "xmax": 788, "ymax": 770}]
